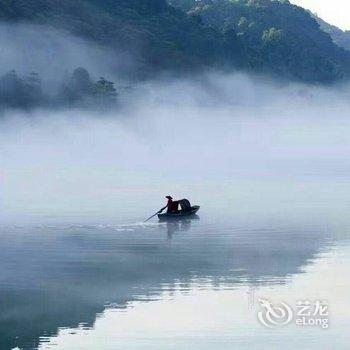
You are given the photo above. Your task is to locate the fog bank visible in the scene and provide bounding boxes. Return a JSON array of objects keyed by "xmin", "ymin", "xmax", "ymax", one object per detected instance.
[
  {"xmin": 0, "ymin": 23, "xmax": 130, "ymax": 93},
  {"xmin": 1, "ymin": 72, "xmax": 350, "ymax": 225}
]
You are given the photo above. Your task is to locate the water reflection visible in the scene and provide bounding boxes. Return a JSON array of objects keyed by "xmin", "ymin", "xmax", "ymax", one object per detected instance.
[
  {"xmin": 0, "ymin": 220, "xmax": 335, "ymax": 350},
  {"xmin": 163, "ymin": 215, "xmax": 200, "ymax": 240}
]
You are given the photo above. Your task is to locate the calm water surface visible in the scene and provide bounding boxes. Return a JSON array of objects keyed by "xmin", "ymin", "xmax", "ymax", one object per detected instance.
[
  {"xmin": 1, "ymin": 214, "xmax": 349, "ymax": 350},
  {"xmin": 2, "ymin": 72, "xmax": 350, "ymax": 350}
]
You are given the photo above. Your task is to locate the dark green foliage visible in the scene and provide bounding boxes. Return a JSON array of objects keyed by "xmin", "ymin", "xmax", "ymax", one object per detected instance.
[
  {"xmin": 0, "ymin": 0, "xmax": 238, "ymax": 75},
  {"xmin": 172, "ymin": 0, "xmax": 350, "ymax": 82},
  {"xmin": 60, "ymin": 67, "xmax": 94, "ymax": 105},
  {"xmin": 93, "ymin": 77, "xmax": 117, "ymax": 99},
  {"xmin": 0, "ymin": 70, "xmax": 47, "ymax": 109},
  {"xmin": 315, "ymin": 14, "xmax": 350, "ymax": 52},
  {"xmin": 0, "ymin": 0, "xmax": 349, "ymax": 84},
  {"xmin": 0, "ymin": 67, "xmax": 118, "ymax": 109},
  {"xmin": 93, "ymin": 77, "xmax": 118, "ymax": 101},
  {"xmin": 59, "ymin": 68, "xmax": 118, "ymax": 107}
]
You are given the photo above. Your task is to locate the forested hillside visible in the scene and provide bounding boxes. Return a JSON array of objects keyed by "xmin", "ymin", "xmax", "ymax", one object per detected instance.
[
  {"xmin": 0, "ymin": 0, "xmax": 349, "ymax": 86},
  {"xmin": 315, "ymin": 14, "xmax": 350, "ymax": 52},
  {"xmin": 0, "ymin": 0, "xmax": 242, "ymax": 74},
  {"xmin": 171, "ymin": 0, "xmax": 350, "ymax": 83}
]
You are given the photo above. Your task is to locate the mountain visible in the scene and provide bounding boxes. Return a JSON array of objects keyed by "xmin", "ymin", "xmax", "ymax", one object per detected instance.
[
  {"xmin": 170, "ymin": 0, "xmax": 350, "ymax": 83},
  {"xmin": 314, "ymin": 14, "xmax": 350, "ymax": 52},
  {"xmin": 0, "ymin": 0, "xmax": 350, "ymax": 84},
  {"xmin": 0, "ymin": 0, "xmax": 241, "ymax": 75}
]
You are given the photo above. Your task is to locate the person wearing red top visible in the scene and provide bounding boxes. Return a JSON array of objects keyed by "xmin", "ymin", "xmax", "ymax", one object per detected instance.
[{"xmin": 159, "ymin": 196, "xmax": 179, "ymax": 213}]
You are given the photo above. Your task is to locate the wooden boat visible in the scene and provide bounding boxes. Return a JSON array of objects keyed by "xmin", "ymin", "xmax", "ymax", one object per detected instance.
[{"xmin": 158, "ymin": 205, "xmax": 200, "ymax": 221}]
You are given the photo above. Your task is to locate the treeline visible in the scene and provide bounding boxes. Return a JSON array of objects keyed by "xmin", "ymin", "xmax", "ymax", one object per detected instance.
[
  {"xmin": 0, "ymin": 0, "xmax": 350, "ymax": 84},
  {"xmin": 315, "ymin": 14, "xmax": 350, "ymax": 52},
  {"xmin": 171, "ymin": 0, "xmax": 350, "ymax": 82},
  {"xmin": 0, "ymin": 0, "xmax": 233, "ymax": 74},
  {"xmin": 0, "ymin": 68, "xmax": 117, "ymax": 110}
]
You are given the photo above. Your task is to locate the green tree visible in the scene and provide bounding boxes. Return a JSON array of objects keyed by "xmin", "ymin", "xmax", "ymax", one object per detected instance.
[
  {"xmin": 93, "ymin": 77, "xmax": 118, "ymax": 103},
  {"xmin": 262, "ymin": 28, "xmax": 284, "ymax": 44},
  {"xmin": 0, "ymin": 70, "xmax": 47, "ymax": 108}
]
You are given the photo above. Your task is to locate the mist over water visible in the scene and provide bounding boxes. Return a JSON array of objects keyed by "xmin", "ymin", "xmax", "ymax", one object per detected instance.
[
  {"xmin": 1, "ymin": 71, "xmax": 350, "ymax": 226},
  {"xmin": 0, "ymin": 23, "xmax": 132, "ymax": 93},
  {"xmin": 1, "ymin": 22, "xmax": 350, "ymax": 350}
]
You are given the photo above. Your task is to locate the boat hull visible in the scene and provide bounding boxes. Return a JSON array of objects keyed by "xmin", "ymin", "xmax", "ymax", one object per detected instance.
[{"xmin": 158, "ymin": 206, "xmax": 200, "ymax": 221}]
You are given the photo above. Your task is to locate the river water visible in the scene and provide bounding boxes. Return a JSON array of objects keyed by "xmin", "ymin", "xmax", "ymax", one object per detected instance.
[
  {"xmin": 1, "ymin": 212, "xmax": 349, "ymax": 349},
  {"xmin": 1, "ymin": 77, "xmax": 350, "ymax": 349}
]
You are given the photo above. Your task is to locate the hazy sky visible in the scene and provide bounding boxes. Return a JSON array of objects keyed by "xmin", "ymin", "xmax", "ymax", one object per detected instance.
[{"xmin": 291, "ymin": 0, "xmax": 350, "ymax": 30}]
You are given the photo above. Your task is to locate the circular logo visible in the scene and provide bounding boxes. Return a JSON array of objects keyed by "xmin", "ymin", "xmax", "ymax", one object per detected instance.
[{"xmin": 257, "ymin": 298, "xmax": 293, "ymax": 328}]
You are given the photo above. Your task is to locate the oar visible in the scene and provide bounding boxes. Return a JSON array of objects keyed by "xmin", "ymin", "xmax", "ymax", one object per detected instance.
[{"xmin": 144, "ymin": 209, "xmax": 162, "ymax": 223}]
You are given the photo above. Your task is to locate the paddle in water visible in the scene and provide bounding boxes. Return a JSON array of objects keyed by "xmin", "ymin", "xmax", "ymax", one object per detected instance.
[
  {"xmin": 144, "ymin": 209, "xmax": 163, "ymax": 222},
  {"xmin": 144, "ymin": 195, "xmax": 172, "ymax": 222}
]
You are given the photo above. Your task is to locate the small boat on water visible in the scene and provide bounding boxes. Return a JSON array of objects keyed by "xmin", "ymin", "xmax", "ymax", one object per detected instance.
[{"xmin": 158, "ymin": 199, "xmax": 200, "ymax": 221}]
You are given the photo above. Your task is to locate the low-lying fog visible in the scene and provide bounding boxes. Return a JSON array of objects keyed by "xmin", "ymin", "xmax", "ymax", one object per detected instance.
[
  {"xmin": 1, "ymin": 23, "xmax": 350, "ymax": 225},
  {"xmin": 1, "ymin": 72, "xmax": 350, "ymax": 225},
  {"xmin": 0, "ymin": 22, "xmax": 130, "ymax": 92}
]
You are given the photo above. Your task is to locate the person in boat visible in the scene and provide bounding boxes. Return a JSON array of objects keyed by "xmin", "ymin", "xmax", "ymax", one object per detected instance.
[{"xmin": 159, "ymin": 196, "xmax": 179, "ymax": 214}]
